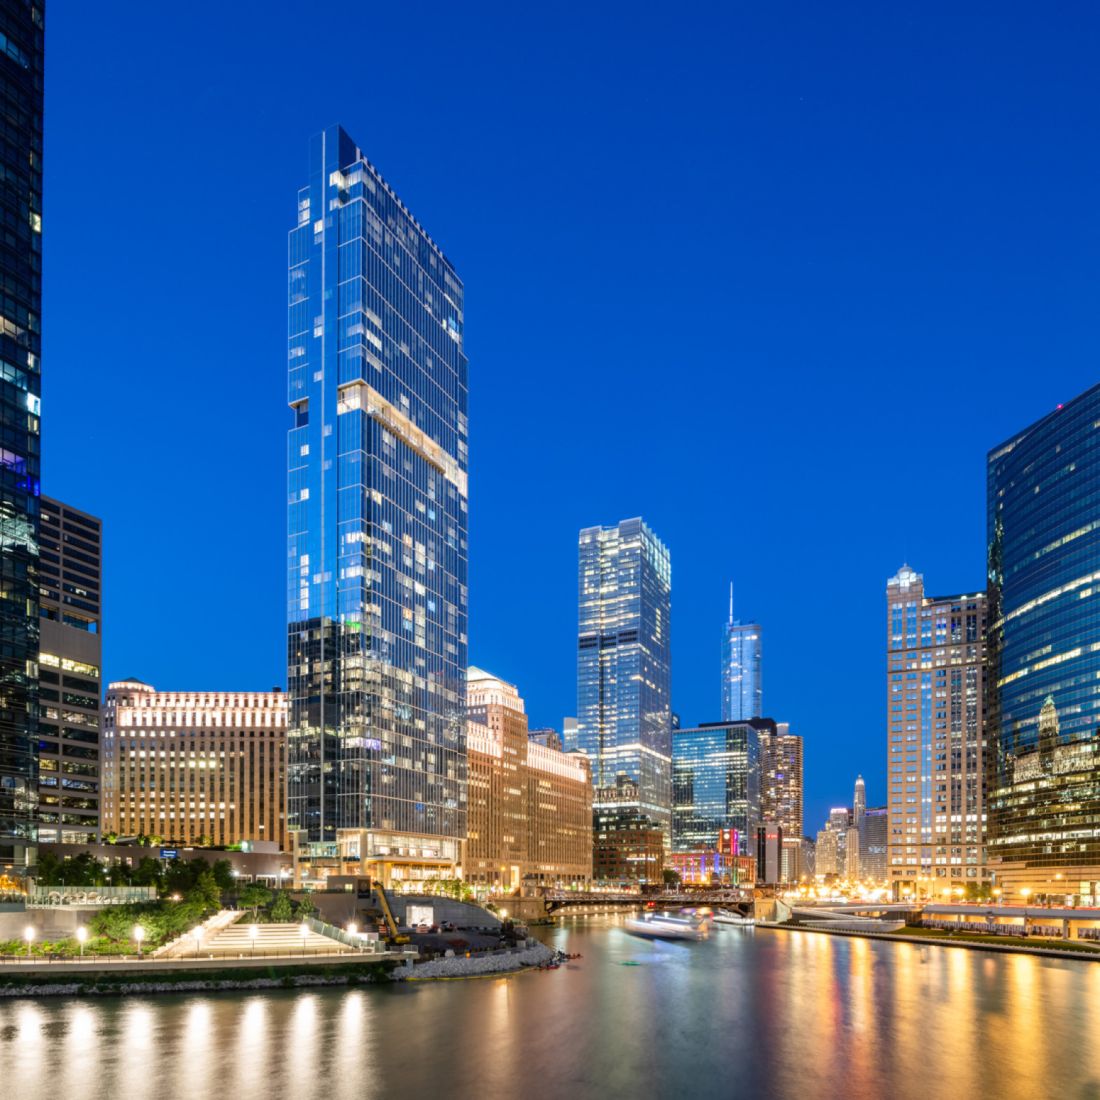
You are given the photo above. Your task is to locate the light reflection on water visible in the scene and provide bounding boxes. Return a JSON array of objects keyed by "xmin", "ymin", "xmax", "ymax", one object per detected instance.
[{"xmin": 0, "ymin": 920, "xmax": 1098, "ymax": 1100}]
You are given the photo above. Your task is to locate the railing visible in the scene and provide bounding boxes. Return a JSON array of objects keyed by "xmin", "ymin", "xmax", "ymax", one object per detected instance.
[
  {"xmin": 306, "ymin": 917, "xmax": 401, "ymax": 955},
  {"xmin": 26, "ymin": 885, "xmax": 158, "ymax": 908}
]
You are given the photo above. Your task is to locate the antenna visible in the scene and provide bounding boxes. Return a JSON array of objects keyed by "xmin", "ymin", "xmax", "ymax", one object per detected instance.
[{"xmin": 729, "ymin": 581, "xmax": 734, "ymax": 626}]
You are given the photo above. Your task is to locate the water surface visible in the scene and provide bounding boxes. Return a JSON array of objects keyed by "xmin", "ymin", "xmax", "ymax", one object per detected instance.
[{"xmin": 2, "ymin": 918, "xmax": 1098, "ymax": 1099}]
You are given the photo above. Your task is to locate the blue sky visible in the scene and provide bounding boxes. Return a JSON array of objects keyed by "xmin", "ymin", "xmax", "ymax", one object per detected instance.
[{"xmin": 42, "ymin": 2, "xmax": 1100, "ymax": 830}]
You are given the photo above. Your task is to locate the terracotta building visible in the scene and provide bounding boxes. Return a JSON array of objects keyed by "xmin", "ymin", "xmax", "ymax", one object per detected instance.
[
  {"xmin": 465, "ymin": 667, "xmax": 592, "ymax": 891},
  {"xmin": 102, "ymin": 679, "xmax": 287, "ymax": 849}
]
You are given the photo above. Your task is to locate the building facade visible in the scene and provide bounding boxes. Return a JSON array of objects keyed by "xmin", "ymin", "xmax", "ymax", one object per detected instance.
[
  {"xmin": 285, "ymin": 126, "xmax": 468, "ymax": 885},
  {"xmin": 672, "ymin": 721, "xmax": 761, "ymax": 857},
  {"xmin": 987, "ymin": 385, "xmax": 1100, "ymax": 902},
  {"xmin": 464, "ymin": 668, "xmax": 592, "ymax": 891},
  {"xmin": 102, "ymin": 680, "xmax": 287, "ymax": 849},
  {"xmin": 887, "ymin": 565, "xmax": 987, "ymax": 898},
  {"xmin": 759, "ymin": 720, "xmax": 803, "ymax": 840},
  {"xmin": 36, "ymin": 497, "xmax": 100, "ymax": 843},
  {"xmin": 721, "ymin": 586, "xmax": 762, "ymax": 721},
  {"xmin": 593, "ymin": 781, "xmax": 664, "ymax": 885},
  {"xmin": 0, "ymin": 0, "xmax": 43, "ymax": 878},
  {"xmin": 861, "ymin": 805, "xmax": 888, "ymax": 883},
  {"xmin": 577, "ymin": 518, "xmax": 672, "ymax": 837}
]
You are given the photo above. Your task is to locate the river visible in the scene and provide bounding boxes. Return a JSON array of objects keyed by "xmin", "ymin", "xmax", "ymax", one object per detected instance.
[{"xmin": 1, "ymin": 916, "xmax": 1097, "ymax": 1099}]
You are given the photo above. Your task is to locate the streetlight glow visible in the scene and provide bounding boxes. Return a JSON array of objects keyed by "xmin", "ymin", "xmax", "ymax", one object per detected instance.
[
  {"xmin": 23, "ymin": 925, "xmax": 34, "ymax": 957},
  {"xmin": 76, "ymin": 926, "xmax": 87, "ymax": 958}
]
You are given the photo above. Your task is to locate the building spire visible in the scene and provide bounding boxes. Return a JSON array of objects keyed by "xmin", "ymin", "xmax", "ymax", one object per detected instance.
[{"xmin": 729, "ymin": 581, "xmax": 734, "ymax": 626}]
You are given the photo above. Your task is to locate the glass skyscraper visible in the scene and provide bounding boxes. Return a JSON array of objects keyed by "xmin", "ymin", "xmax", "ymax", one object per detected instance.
[
  {"xmin": 672, "ymin": 721, "xmax": 760, "ymax": 856},
  {"xmin": 987, "ymin": 384, "xmax": 1100, "ymax": 901},
  {"xmin": 577, "ymin": 518, "xmax": 672, "ymax": 836},
  {"xmin": 0, "ymin": 0, "xmax": 42, "ymax": 877},
  {"xmin": 286, "ymin": 126, "xmax": 467, "ymax": 884},
  {"xmin": 721, "ymin": 587, "xmax": 762, "ymax": 721}
]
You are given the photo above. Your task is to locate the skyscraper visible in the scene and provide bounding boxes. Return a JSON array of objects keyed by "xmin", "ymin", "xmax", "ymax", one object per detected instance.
[
  {"xmin": 0, "ymin": 0, "xmax": 43, "ymax": 877},
  {"xmin": 853, "ymin": 774, "xmax": 866, "ymax": 828},
  {"xmin": 577, "ymin": 518, "xmax": 672, "ymax": 837},
  {"xmin": 37, "ymin": 498, "xmax": 101, "ymax": 843},
  {"xmin": 286, "ymin": 126, "xmax": 468, "ymax": 886},
  {"xmin": 886, "ymin": 565, "xmax": 986, "ymax": 898},
  {"xmin": 721, "ymin": 586, "xmax": 762, "ymax": 721},
  {"xmin": 987, "ymin": 385, "xmax": 1100, "ymax": 902},
  {"xmin": 672, "ymin": 720, "xmax": 761, "ymax": 855},
  {"xmin": 759, "ymin": 719, "xmax": 803, "ymax": 839}
]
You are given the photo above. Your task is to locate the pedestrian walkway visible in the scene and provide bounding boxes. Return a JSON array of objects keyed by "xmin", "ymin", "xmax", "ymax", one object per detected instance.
[{"xmin": 191, "ymin": 920, "xmax": 357, "ymax": 958}]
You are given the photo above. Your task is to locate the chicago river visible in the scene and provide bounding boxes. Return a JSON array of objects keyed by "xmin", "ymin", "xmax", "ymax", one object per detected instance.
[{"xmin": 0, "ymin": 918, "xmax": 1096, "ymax": 1100}]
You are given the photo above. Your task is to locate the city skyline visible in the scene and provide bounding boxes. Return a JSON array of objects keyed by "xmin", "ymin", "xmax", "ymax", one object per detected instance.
[{"xmin": 37, "ymin": 3, "xmax": 1100, "ymax": 830}]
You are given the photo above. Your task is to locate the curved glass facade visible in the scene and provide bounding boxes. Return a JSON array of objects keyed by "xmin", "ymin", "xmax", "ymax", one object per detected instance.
[
  {"xmin": 987, "ymin": 384, "xmax": 1100, "ymax": 895},
  {"xmin": 286, "ymin": 127, "xmax": 467, "ymax": 869}
]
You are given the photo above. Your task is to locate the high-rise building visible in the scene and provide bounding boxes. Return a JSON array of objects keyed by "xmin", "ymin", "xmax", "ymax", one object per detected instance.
[
  {"xmin": 815, "ymin": 827, "xmax": 839, "ymax": 878},
  {"xmin": 102, "ymin": 680, "xmax": 287, "ymax": 849},
  {"xmin": 562, "ymin": 717, "xmax": 578, "ymax": 753},
  {"xmin": 886, "ymin": 565, "xmax": 986, "ymax": 898},
  {"xmin": 845, "ymin": 826, "xmax": 861, "ymax": 881},
  {"xmin": 759, "ymin": 720, "xmax": 803, "ymax": 839},
  {"xmin": 756, "ymin": 822, "xmax": 783, "ymax": 884},
  {"xmin": 721, "ymin": 585, "xmax": 762, "ymax": 721},
  {"xmin": 987, "ymin": 385, "xmax": 1100, "ymax": 902},
  {"xmin": 37, "ymin": 498, "xmax": 100, "ymax": 843},
  {"xmin": 464, "ymin": 668, "xmax": 592, "ymax": 891},
  {"xmin": 861, "ymin": 806, "xmax": 888, "ymax": 883},
  {"xmin": 577, "ymin": 518, "xmax": 672, "ymax": 837},
  {"xmin": 285, "ymin": 127, "xmax": 468, "ymax": 886},
  {"xmin": 672, "ymin": 720, "xmax": 761, "ymax": 856},
  {"xmin": 0, "ymin": 0, "xmax": 43, "ymax": 878},
  {"xmin": 593, "ymin": 776, "xmax": 665, "ymax": 884}
]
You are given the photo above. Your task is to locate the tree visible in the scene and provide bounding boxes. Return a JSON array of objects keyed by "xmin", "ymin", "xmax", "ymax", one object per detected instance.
[
  {"xmin": 239, "ymin": 883, "xmax": 272, "ymax": 919},
  {"xmin": 132, "ymin": 857, "xmax": 164, "ymax": 889},
  {"xmin": 34, "ymin": 851, "xmax": 62, "ymax": 886},
  {"xmin": 188, "ymin": 869, "xmax": 222, "ymax": 912},
  {"xmin": 662, "ymin": 869, "xmax": 682, "ymax": 887},
  {"xmin": 294, "ymin": 893, "xmax": 316, "ymax": 920},
  {"xmin": 270, "ymin": 891, "xmax": 293, "ymax": 922},
  {"xmin": 210, "ymin": 859, "xmax": 235, "ymax": 893},
  {"xmin": 102, "ymin": 832, "xmax": 119, "ymax": 845}
]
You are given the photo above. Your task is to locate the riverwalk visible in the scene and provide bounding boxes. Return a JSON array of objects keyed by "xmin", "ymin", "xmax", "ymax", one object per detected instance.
[{"xmin": 757, "ymin": 920, "xmax": 1100, "ymax": 962}]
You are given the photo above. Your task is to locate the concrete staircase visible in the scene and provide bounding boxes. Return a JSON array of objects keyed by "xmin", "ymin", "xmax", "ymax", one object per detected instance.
[{"xmin": 188, "ymin": 919, "xmax": 357, "ymax": 959}]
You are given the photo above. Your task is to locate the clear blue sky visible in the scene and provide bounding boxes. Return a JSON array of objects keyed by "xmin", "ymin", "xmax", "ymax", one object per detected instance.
[{"xmin": 42, "ymin": 1, "xmax": 1100, "ymax": 832}]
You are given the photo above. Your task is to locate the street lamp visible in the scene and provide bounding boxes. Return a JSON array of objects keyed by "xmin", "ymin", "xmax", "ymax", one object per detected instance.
[
  {"xmin": 299, "ymin": 921, "xmax": 309, "ymax": 955},
  {"xmin": 76, "ymin": 926, "xmax": 87, "ymax": 958},
  {"xmin": 23, "ymin": 925, "xmax": 34, "ymax": 959},
  {"xmin": 192, "ymin": 928, "xmax": 203, "ymax": 958},
  {"xmin": 249, "ymin": 923, "xmax": 258, "ymax": 957},
  {"xmin": 1020, "ymin": 887, "xmax": 1032, "ymax": 905},
  {"xmin": 134, "ymin": 924, "xmax": 145, "ymax": 959}
]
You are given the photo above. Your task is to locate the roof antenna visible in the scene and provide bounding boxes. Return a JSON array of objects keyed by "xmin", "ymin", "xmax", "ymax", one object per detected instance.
[{"xmin": 729, "ymin": 581, "xmax": 734, "ymax": 626}]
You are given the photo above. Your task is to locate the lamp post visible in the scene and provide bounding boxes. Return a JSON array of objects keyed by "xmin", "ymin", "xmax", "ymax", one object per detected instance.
[
  {"xmin": 134, "ymin": 924, "xmax": 145, "ymax": 959},
  {"xmin": 23, "ymin": 925, "xmax": 34, "ymax": 959},
  {"xmin": 192, "ymin": 928, "xmax": 203, "ymax": 958},
  {"xmin": 76, "ymin": 926, "xmax": 87, "ymax": 959},
  {"xmin": 249, "ymin": 923, "xmax": 258, "ymax": 958},
  {"xmin": 299, "ymin": 921, "xmax": 309, "ymax": 956}
]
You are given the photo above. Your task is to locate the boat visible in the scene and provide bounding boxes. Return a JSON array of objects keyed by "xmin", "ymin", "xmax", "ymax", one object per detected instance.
[
  {"xmin": 624, "ymin": 913, "xmax": 709, "ymax": 941},
  {"xmin": 713, "ymin": 909, "xmax": 755, "ymax": 927}
]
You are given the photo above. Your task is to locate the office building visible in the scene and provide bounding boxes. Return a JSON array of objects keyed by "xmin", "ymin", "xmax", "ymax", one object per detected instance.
[
  {"xmin": 987, "ymin": 386, "xmax": 1100, "ymax": 902},
  {"xmin": 593, "ymin": 776, "xmax": 664, "ymax": 884},
  {"xmin": 886, "ymin": 565, "xmax": 987, "ymax": 897},
  {"xmin": 756, "ymin": 822, "xmax": 783, "ymax": 884},
  {"xmin": 759, "ymin": 720, "xmax": 803, "ymax": 839},
  {"xmin": 527, "ymin": 727, "xmax": 562, "ymax": 750},
  {"xmin": 815, "ymin": 827, "xmax": 839, "ymax": 879},
  {"xmin": 102, "ymin": 680, "xmax": 287, "ymax": 849},
  {"xmin": 464, "ymin": 668, "xmax": 592, "ymax": 891},
  {"xmin": 0, "ymin": 0, "xmax": 43, "ymax": 878},
  {"xmin": 577, "ymin": 518, "xmax": 672, "ymax": 838},
  {"xmin": 672, "ymin": 721, "xmax": 761, "ymax": 856},
  {"xmin": 861, "ymin": 806, "xmax": 888, "ymax": 883},
  {"xmin": 845, "ymin": 826, "xmax": 861, "ymax": 880},
  {"xmin": 285, "ymin": 126, "xmax": 468, "ymax": 885},
  {"xmin": 721, "ymin": 585, "xmax": 762, "ymax": 721},
  {"xmin": 563, "ymin": 717, "xmax": 578, "ymax": 753},
  {"xmin": 36, "ymin": 498, "xmax": 100, "ymax": 842}
]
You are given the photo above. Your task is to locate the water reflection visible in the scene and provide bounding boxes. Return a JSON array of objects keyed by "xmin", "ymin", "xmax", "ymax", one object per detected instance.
[{"xmin": 0, "ymin": 924, "xmax": 1096, "ymax": 1100}]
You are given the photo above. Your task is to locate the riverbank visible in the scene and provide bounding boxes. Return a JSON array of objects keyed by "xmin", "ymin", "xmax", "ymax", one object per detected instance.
[
  {"xmin": 758, "ymin": 920, "xmax": 1100, "ymax": 961},
  {"xmin": 400, "ymin": 940, "xmax": 555, "ymax": 980}
]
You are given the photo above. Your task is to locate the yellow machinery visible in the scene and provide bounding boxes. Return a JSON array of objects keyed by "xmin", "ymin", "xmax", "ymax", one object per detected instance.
[{"xmin": 373, "ymin": 880, "xmax": 410, "ymax": 945}]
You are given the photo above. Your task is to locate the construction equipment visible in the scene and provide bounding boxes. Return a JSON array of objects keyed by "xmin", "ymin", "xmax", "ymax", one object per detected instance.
[{"xmin": 372, "ymin": 880, "xmax": 410, "ymax": 945}]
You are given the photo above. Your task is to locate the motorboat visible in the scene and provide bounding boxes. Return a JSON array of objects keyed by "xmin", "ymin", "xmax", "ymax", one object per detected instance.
[
  {"xmin": 624, "ymin": 913, "xmax": 709, "ymax": 941},
  {"xmin": 713, "ymin": 908, "xmax": 755, "ymax": 927}
]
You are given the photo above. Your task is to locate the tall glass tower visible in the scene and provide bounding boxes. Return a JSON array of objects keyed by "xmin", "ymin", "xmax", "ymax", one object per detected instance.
[
  {"xmin": 721, "ymin": 586, "xmax": 762, "ymax": 721},
  {"xmin": 987, "ymin": 384, "xmax": 1100, "ymax": 902},
  {"xmin": 0, "ymin": 0, "xmax": 43, "ymax": 877},
  {"xmin": 577, "ymin": 518, "xmax": 672, "ymax": 836},
  {"xmin": 286, "ymin": 126, "xmax": 467, "ymax": 885}
]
